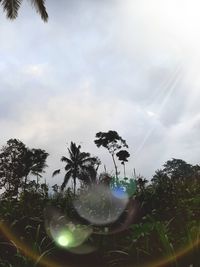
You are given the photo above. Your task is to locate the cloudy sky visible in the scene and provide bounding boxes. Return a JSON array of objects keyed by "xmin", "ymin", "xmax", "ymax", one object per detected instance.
[{"xmin": 1, "ymin": 0, "xmax": 200, "ymax": 186}]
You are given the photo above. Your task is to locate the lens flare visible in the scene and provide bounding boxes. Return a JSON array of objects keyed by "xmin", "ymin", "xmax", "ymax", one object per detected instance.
[
  {"xmin": 57, "ymin": 233, "xmax": 72, "ymax": 247},
  {"xmin": 44, "ymin": 207, "xmax": 93, "ymax": 251},
  {"xmin": 73, "ymin": 185, "xmax": 128, "ymax": 225},
  {"xmin": 110, "ymin": 178, "xmax": 137, "ymax": 198},
  {"xmin": 93, "ymin": 198, "xmax": 139, "ymax": 235},
  {"xmin": 111, "ymin": 186, "xmax": 127, "ymax": 199},
  {"xmin": 0, "ymin": 208, "xmax": 199, "ymax": 267}
]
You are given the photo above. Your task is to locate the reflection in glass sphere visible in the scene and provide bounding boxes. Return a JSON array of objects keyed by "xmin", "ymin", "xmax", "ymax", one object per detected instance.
[{"xmin": 73, "ymin": 184, "xmax": 128, "ymax": 225}]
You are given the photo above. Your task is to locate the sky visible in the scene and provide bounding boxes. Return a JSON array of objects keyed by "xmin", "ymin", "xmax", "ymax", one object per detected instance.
[{"xmin": 1, "ymin": 0, "xmax": 200, "ymax": 187}]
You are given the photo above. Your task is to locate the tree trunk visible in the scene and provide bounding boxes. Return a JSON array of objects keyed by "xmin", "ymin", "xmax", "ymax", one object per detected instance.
[
  {"xmin": 36, "ymin": 174, "xmax": 40, "ymax": 191},
  {"xmin": 73, "ymin": 177, "xmax": 76, "ymax": 196},
  {"xmin": 24, "ymin": 175, "xmax": 28, "ymax": 193},
  {"xmin": 123, "ymin": 163, "xmax": 126, "ymax": 178},
  {"xmin": 111, "ymin": 153, "xmax": 118, "ymax": 179}
]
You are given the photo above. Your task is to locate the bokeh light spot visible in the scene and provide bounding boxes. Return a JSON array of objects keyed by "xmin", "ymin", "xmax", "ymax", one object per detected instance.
[
  {"xmin": 44, "ymin": 207, "xmax": 93, "ymax": 253},
  {"xmin": 57, "ymin": 233, "xmax": 71, "ymax": 247}
]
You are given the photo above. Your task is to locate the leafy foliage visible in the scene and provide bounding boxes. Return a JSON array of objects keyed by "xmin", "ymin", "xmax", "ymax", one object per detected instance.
[
  {"xmin": 0, "ymin": 139, "xmax": 48, "ymax": 198},
  {"xmin": 0, "ymin": 0, "xmax": 48, "ymax": 21},
  {"xmin": 0, "ymin": 137, "xmax": 199, "ymax": 267}
]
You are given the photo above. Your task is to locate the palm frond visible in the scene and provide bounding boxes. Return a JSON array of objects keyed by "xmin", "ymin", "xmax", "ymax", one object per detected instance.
[
  {"xmin": 81, "ymin": 156, "xmax": 97, "ymax": 165},
  {"xmin": 79, "ymin": 152, "xmax": 91, "ymax": 161},
  {"xmin": 70, "ymin": 142, "xmax": 81, "ymax": 158},
  {"xmin": 1, "ymin": 0, "xmax": 22, "ymax": 20},
  {"xmin": 64, "ymin": 164, "xmax": 71, "ymax": 171},
  {"xmin": 31, "ymin": 171, "xmax": 42, "ymax": 177},
  {"xmin": 30, "ymin": 0, "xmax": 48, "ymax": 22},
  {"xmin": 52, "ymin": 169, "xmax": 60, "ymax": 177},
  {"xmin": 61, "ymin": 171, "xmax": 71, "ymax": 191},
  {"xmin": 67, "ymin": 147, "xmax": 73, "ymax": 160},
  {"xmin": 61, "ymin": 156, "xmax": 72, "ymax": 165},
  {"xmin": 67, "ymin": 142, "xmax": 81, "ymax": 163}
]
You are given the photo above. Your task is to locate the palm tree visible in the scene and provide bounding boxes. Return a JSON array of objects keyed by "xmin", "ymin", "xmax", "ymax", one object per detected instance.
[
  {"xmin": 52, "ymin": 142, "xmax": 100, "ymax": 195},
  {"xmin": 0, "ymin": 0, "xmax": 48, "ymax": 22}
]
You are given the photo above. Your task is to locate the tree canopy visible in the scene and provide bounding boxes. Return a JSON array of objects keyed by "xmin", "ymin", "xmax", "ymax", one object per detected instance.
[
  {"xmin": 0, "ymin": 138, "xmax": 48, "ymax": 197},
  {"xmin": 94, "ymin": 130, "xmax": 128, "ymax": 178}
]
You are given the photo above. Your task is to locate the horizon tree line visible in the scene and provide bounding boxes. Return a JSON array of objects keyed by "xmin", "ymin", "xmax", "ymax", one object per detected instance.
[
  {"xmin": 0, "ymin": 130, "xmax": 199, "ymax": 198},
  {"xmin": 0, "ymin": 130, "xmax": 131, "ymax": 197}
]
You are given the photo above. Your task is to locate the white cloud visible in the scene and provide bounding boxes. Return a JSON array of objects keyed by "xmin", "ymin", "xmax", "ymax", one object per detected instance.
[
  {"xmin": 1, "ymin": 0, "xmax": 200, "ymax": 184},
  {"xmin": 22, "ymin": 64, "xmax": 47, "ymax": 77}
]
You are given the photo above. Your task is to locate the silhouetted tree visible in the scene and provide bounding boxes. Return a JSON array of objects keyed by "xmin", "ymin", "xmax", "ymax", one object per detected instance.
[
  {"xmin": 136, "ymin": 176, "xmax": 148, "ymax": 192},
  {"xmin": 0, "ymin": 139, "xmax": 48, "ymax": 197},
  {"xmin": 151, "ymin": 169, "xmax": 173, "ymax": 200},
  {"xmin": 151, "ymin": 169, "xmax": 170, "ymax": 186},
  {"xmin": 116, "ymin": 150, "xmax": 130, "ymax": 177},
  {"xmin": 22, "ymin": 148, "xmax": 49, "ymax": 191},
  {"xmin": 0, "ymin": 139, "xmax": 26, "ymax": 197},
  {"xmin": 53, "ymin": 142, "xmax": 99, "ymax": 195},
  {"xmin": 163, "ymin": 158, "xmax": 194, "ymax": 182},
  {"xmin": 0, "ymin": 0, "xmax": 48, "ymax": 21},
  {"xmin": 94, "ymin": 130, "xmax": 128, "ymax": 179}
]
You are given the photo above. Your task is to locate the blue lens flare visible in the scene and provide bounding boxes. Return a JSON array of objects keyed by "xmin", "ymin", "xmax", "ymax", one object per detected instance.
[{"xmin": 111, "ymin": 186, "xmax": 127, "ymax": 199}]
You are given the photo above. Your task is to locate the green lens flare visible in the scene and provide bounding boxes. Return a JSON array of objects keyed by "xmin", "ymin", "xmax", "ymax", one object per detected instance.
[
  {"xmin": 45, "ymin": 207, "xmax": 93, "ymax": 251},
  {"xmin": 57, "ymin": 231, "xmax": 72, "ymax": 247}
]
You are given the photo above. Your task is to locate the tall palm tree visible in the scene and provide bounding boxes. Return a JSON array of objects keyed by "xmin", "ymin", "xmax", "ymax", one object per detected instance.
[
  {"xmin": 52, "ymin": 142, "xmax": 99, "ymax": 195},
  {"xmin": 0, "ymin": 0, "xmax": 48, "ymax": 22}
]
